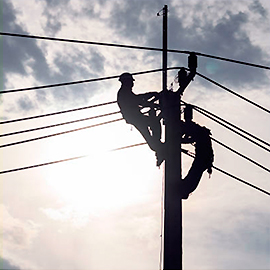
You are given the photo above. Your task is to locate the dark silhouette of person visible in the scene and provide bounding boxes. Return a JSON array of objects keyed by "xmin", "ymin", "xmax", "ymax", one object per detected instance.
[
  {"xmin": 117, "ymin": 72, "xmax": 214, "ymax": 198},
  {"xmin": 117, "ymin": 72, "xmax": 164, "ymax": 165}
]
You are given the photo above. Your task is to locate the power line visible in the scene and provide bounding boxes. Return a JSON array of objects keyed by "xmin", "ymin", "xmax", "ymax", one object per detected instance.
[
  {"xmin": 191, "ymin": 103, "xmax": 270, "ymax": 148},
  {"xmin": 182, "ymin": 151, "xmax": 270, "ymax": 196},
  {"xmin": 213, "ymin": 165, "xmax": 270, "ymax": 196},
  {"xmin": 0, "ymin": 117, "xmax": 123, "ymax": 148},
  {"xmin": 0, "ymin": 142, "xmax": 148, "ymax": 174},
  {"xmin": 0, "ymin": 67, "xmax": 179, "ymax": 94},
  {"xmin": 1, "ymin": 32, "xmax": 270, "ymax": 70},
  {"xmin": 0, "ymin": 31, "xmax": 168, "ymax": 53},
  {"xmin": 0, "ymin": 101, "xmax": 117, "ymax": 124},
  {"xmin": 1, "ymin": 142, "xmax": 269, "ymax": 197},
  {"xmin": 111, "ymin": 142, "xmax": 147, "ymax": 151},
  {"xmin": 0, "ymin": 111, "xmax": 120, "ymax": 137},
  {"xmin": 0, "ymin": 74, "xmax": 118, "ymax": 94},
  {"xmin": 182, "ymin": 100, "xmax": 270, "ymax": 152},
  {"xmin": 211, "ymin": 137, "xmax": 270, "ymax": 173},
  {"xmin": 192, "ymin": 52, "xmax": 270, "ymax": 71},
  {"xmin": 196, "ymin": 72, "xmax": 270, "ymax": 114},
  {"xmin": 193, "ymin": 106, "xmax": 270, "ymax": 153},
  {"xmin": 0, "ymin": 155, "xmax": 88, "ymax": 174},
  {"xmin": 2, "ymin": 98, "xmax": 269, "ymax": 173},
  {"xmin": 0, "ymin": 104, "xmax": 158, "ymax": 146}
]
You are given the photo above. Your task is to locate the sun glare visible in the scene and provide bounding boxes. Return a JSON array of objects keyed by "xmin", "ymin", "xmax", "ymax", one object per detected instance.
[{"xmin": 42, "ymin": 126, "xmax": 155, "ymax": 220}]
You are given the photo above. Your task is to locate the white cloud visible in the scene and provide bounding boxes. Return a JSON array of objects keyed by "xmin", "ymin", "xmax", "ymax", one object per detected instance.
[
  {"xmin": 1, "ymin": 204, "xmax": 40, "ymax": 250},
  {"xmin": 0, "ymin": 204, "xmax": 41, "ymax": 269}
]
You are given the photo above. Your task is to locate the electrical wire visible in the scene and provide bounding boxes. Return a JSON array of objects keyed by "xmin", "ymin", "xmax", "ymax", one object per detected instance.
[
  {"xmin": 211, "ymin": 137, "xmax": 270, "ymax": 173},
  {"xmin": 0, "ymin": 31, "xmax": 168, "ymax": 53},
  {"xmin": 0, "ymin": 142, "xmax": 147, "ymax": 174},
  {"xmin": 182, "ymin": 100, "xmax": 270, "ymax": 152},
  {"xmin": 189, "ymin": 102, "xmax": 270, "ymax": 148},
  {"xmin": 2, "ymin": 98, "xmax": 269, "ymax": 176},
  {"xmin": 192, "ymin": 51, "xmax": 270, "ymax": 70},
  {"xmin": 0, "ymin": 117, "xmax": 123, "ymax": 148},
  {"xmin": 0, "ymin": 67, "xmax": 180, "ymax": 94},
  {"xmin": 213, "ymin": 165, "xmax": 270, "ymax": 196},
  {"xmin": 0, "ymin": 155, "xmax": 88, "ymax": 174},
  {"xmin": 1, "ymin": 142, "xmax": 269, "ymax": 197},
  {"xmin": 194, "ymin": 106, "xmax": 270, "ymax": 153},
  {"xmin": 1, "ymin": 32, "xmax": 270, "ymax": 70},
  {"xmin": 196, "ymin": 72, "xmax": 270, "ymax": 114},
  {"xmin": 1, "ymin": 74, "xmax": 119, "ymax": 94},
  {"xmin": 0, "ymin": 107, "xmax": 159, "ymax": 147},
  {"xmin": 111, "ymin": 142, "xmax": 147, "ymax": 151},
  {"xmin": 0, "ymin": 98, "xmax": 176, "ymax": 148},
  {"xmin": 0, "ymin": 101, "xmax": 117, "ymax": 124},
  {"xmin": 0, "ymin": 111, "xmax": 120, "ymax": 137},
  {"xmin": 182, "ymin": 151, "xmax": 270, "ymax": 196}
]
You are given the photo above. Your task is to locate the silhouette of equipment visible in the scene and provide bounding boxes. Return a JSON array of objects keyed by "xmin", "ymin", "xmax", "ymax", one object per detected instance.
[
  {"xmin": 177, "ymin": 52, "xmax": 197, "ymax": 95},
  {"xmin": 181, "ymin": 114, "xmax": 214, "ymax": 199}
]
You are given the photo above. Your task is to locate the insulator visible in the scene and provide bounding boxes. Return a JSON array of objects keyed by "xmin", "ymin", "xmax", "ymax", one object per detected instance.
[{"xmin": 188, "ymin": 52, "xmax": 197, "ymax": 71}]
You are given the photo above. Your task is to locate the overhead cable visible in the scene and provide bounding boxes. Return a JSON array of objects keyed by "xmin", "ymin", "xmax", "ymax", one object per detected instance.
[
  {"xmin": 213, "ymin": 165, "xmax": 270, "ymax": 196},
  {"xmin": 191, "ymin": 103, "xmax": 270, "ymax": 148},
  {"xmin": 192, "ymin": 52, "xmax": 270, "ymax": 70},
  {"xmin": 1, "ymin": 32, "xmax": 270, "ymax": 70},
  {"xmin": 0, "ymin": 118, "xmax": 123, "ymax": 148},
  {"xmin": 111, "ymin": 142, "xmax": 147, "ymax": 151},
  {"xmin": 211, "ymin": 137, "xmax": 270, "ymax": 173},
  {"xmin": 1, "ymin": 142, "xmax": 269, "ymax": 197},
  {"xmin": 0, "ymin": 67, "xmax": 179, "ymax": 94},
  {"xmin": 0, "ymin": 111, "xmax": 120, "ymax": 137},
  {"xmin": 196, "ymin": 72, "xmax": 270, "ymax": 114},
  {"xmin": 194, "ymin": 106, "xmax": 270, "ymax": 153},
  {"xmin": 182, "ymin": 151, "xmax": 270, "ymax": 196},
  {"xmin": 0, "ymin": 155, "xmax": 88, "ymax": 174},
  {"xmin": 0, "ymin": 142, "xmax": 148, "ymax": 174},
  {"xmin": 0, "ymin": 101, "xmax": 117, "ymax": 124}
]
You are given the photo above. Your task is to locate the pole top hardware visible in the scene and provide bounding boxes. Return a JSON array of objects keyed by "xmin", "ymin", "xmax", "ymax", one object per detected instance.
[
  {"xmin": 188, "ymin": 52, "xmax": 197, "ymax": 71},
  {"xmin": 157, "ymin": 5, "xmax": 168, "ymax": 16},
  {"xmin": 177, "ymin": 53, "xmax": 198, "ymax": 95}
]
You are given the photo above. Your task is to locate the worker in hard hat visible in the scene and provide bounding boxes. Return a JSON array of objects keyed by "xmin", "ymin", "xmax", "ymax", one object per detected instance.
[{"xmin": 117, "ymin": 72, "xmax": 164, "ymax": 166}]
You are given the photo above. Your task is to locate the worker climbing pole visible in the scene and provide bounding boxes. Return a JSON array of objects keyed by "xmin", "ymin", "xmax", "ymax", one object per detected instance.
[{"xmin": 117, "ymin": 5, "xmax": 214, "ymax": 270}]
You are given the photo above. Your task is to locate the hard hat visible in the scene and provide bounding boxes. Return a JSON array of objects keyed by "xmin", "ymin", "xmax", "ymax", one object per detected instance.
[{"xmin": 119, "ymin": 72, "xmax": 135, "ymax": 82}]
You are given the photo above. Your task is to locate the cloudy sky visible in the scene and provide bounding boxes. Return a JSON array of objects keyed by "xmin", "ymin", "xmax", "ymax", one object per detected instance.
[{"xmin": 1, "ymin": 0, "xmax": 270, "ymax": 269}]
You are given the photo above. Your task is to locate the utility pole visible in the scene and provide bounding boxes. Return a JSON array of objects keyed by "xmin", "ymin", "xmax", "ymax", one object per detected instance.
[
  {"xmin": 161, "ymin": 5, "xmax": 183, "ymax": 270},
  {"xmin": 162, "ymin": 5, "xmax": 167, "ymax": 92}
]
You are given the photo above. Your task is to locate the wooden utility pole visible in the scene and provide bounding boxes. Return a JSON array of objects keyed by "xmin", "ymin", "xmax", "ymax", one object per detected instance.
[
  {"xmin": 162, "ymin": 5, "xmax": 183, "ymax": 270},
  {"xmin": 162, "ymin": 5, "xmax": 167, "ymax": 92}
]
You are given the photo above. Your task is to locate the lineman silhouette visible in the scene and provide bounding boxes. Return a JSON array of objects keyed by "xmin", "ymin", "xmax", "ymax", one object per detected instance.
[{"xmin": 117, "ymin": 72, "xmax": 164, "ymax": 165}]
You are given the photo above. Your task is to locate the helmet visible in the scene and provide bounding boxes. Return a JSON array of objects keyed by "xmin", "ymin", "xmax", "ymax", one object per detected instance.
[{"xmin": 119, "ymin": 72, "xmax": 135, "ymax": 82}]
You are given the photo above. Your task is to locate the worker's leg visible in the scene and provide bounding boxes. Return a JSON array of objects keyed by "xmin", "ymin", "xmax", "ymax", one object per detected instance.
[
  {"xmin": 133, "ymin": 121, "xmax": 160, "ymax": 151},
  {"xmin": 148, "ymin": 109, "xmax": 162, "ymax": 141}
]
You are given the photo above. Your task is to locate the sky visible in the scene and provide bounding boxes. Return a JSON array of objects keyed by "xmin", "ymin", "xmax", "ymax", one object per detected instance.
[{"xmin": 1, "ymin": 0, "xmax": 270, "ymax": 269}]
